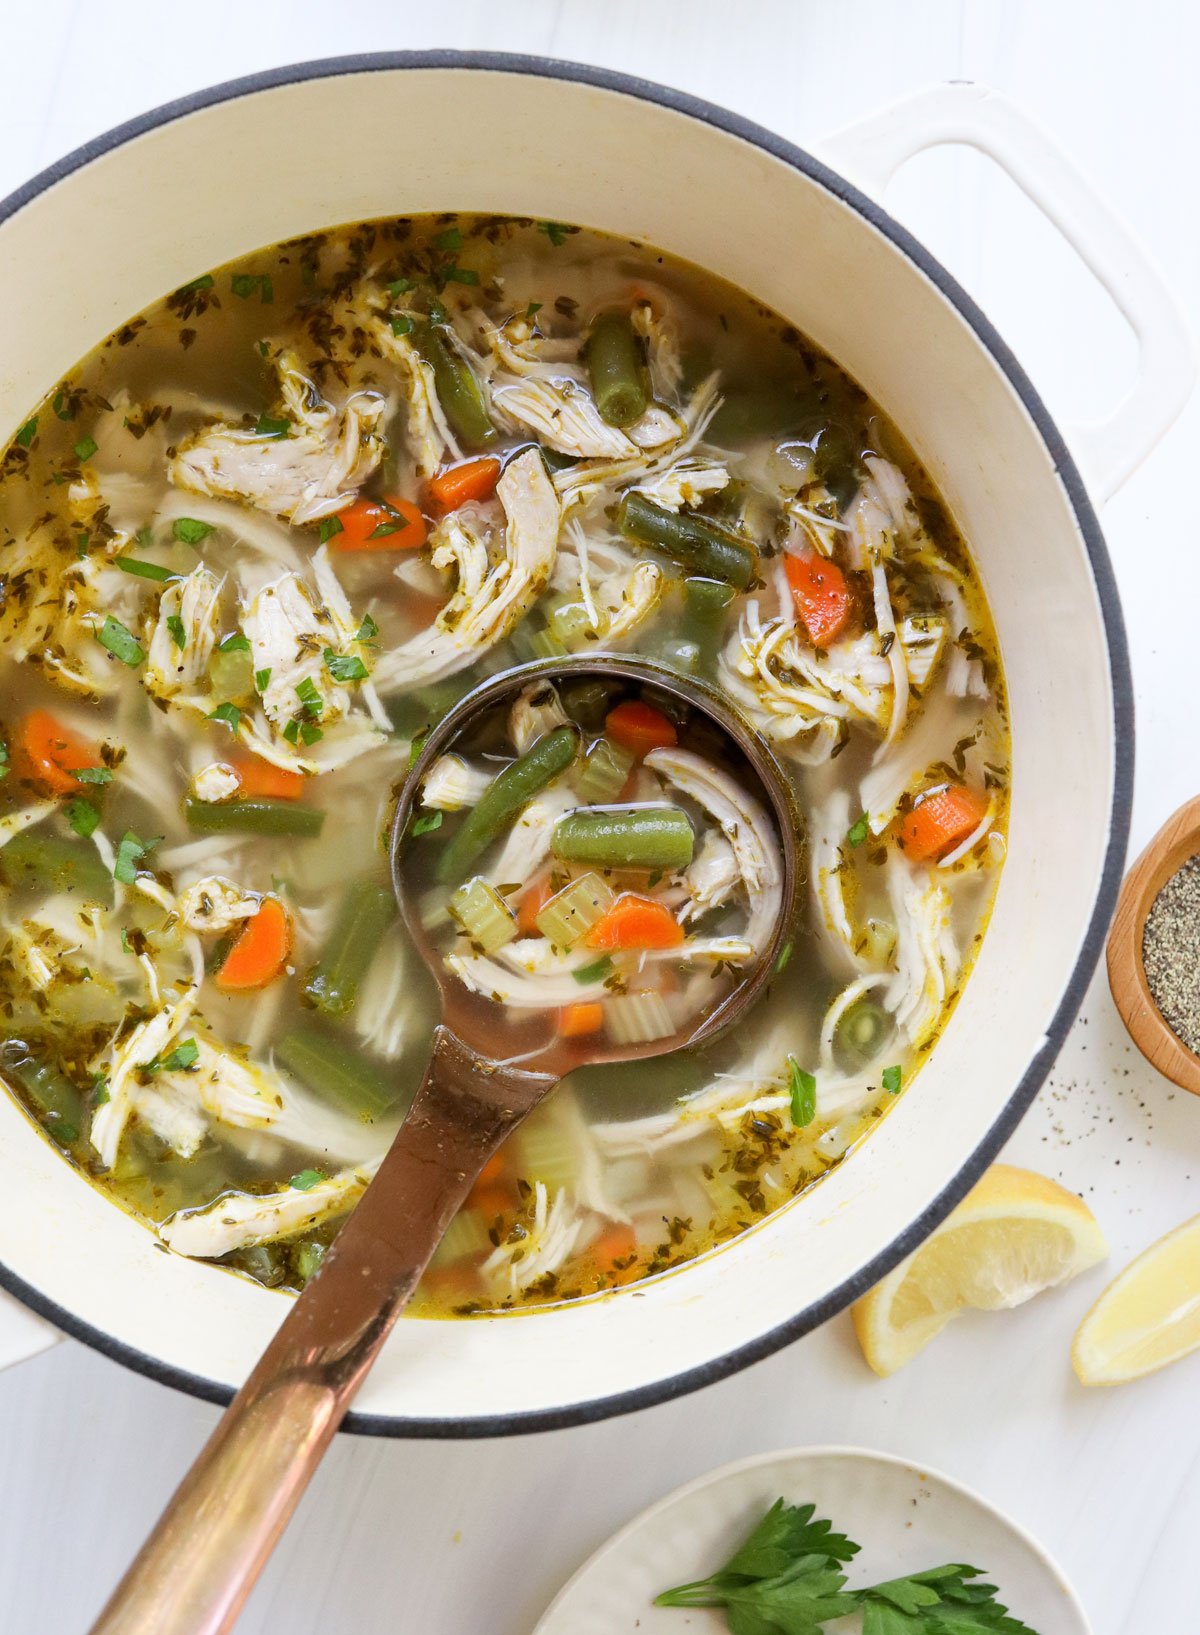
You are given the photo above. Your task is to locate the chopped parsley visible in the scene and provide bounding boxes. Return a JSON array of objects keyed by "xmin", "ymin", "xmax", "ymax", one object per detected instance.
[
  {"xmin": 73, "ymin": 435, "xmax": 98, "ymax": 462},
  {"xmin": 538, "ymin": 221, "xmax": 570, "ymax": 246},
  {"xmin": 410, "ymin": 810, "xmax": 443, "ymax": 836},
  {"xmin": 254, "ymin": 414, "xmax": 291, "ymax": 439},
  {"xmin": 254, "ymin": 667, "xmax": 272, "ymax": 692},
  {"xmin": 846, "ymin": 812, "xmax": 870, "ymax": 847},
  {"xmin": 65, "ymin": 798, "xmax": 100, "ymax": 838},
  {"xmin": 295, "ymin": 676, "xmax": 323, "ymax": 717},
  {"xmin": 97, "ymin": 616, "xmax": 145, "ymax": 668},
  {"xmin": 387, "ymin": 277, "xmax": 414, "ymax": 299},
  {"xmin": 289, "ymin": 1169, "xmax": 325, "ymax": 1191},
  {"xmin": 91, "ymin": 1073, "xmax": 110, "ymax": 1107},
  {"xmin": 14, "ymin": 416, "xmax": 38, "ymax": 448},
  {"xmin": 525, "ymin": 301, "xmax": 543, "ymax": 321},
  {"xmin": 217, "ymin": 632, "xmax": 250, "ymax": 653},
  {"xmin": 0, "ymin": 737, "xmax": 8, "ymax": 781},
  {"xmin": 882, "ymin": 1064, "xmax": 902, "ymax": 1095},
  {"xmin": 323, "ymin": 648, "xmax": 369, "ymax": 683},
  {"xmin": 179, "ymin": 274, "xmax": 214, "ymax": 293},
  {"xmin": 282, "ymin": 720, "xmax": 300, "ymax": 745},
  {"xmin": 173, "ymin": 517, "xmax": 214, "ymax": 545},
  {"xmin": 52, "ymin": 388, "xmax": 75, "ymax": 422},
  {"xmin": 408, "ymin": 726, "xmax": 429, "ymax": 767},
  {"xmin": 441, "ymin": 266, "xmax": 479, "ymax": 287},
  {"xmin": 231, "ymin": 272, "xmax": 274, "ymax": 303},
  {"xmin": 356, "ymin": 613, "xmax": 379, "ymax": 643},
  {"xmin": 208, "ymin": 703, "xmax": 242, "ymax": 733},
  {"xmin": 573, "ymin": 955, "xmax": 613, "ymax": 985},
  {"xmin": 299, "ymin": 721, "xmax": 324, "ymax": 746},
  {"xmin": 115, "ymin": 556, "xmax": 176, "ymax": 582},
  {"xmin": 113, "ymin": 830, "xmax": 161, "ymax": 885},
  {"xmin": 318, "ymin": 515, "xmax": 344, "ymax": 543},
  {"xmin": 167, "ymin": 614, "xmax": 187, "ymax": 651},
  {"xmin": 434, "ymin": 226, "xmax": 463, "ymax": 252},
  {"xmin": 390, "ymin": 314, "xmax": 414, "ymax": 337},
  {"xmin": 787, "ymin": 1056, "xmax": 816, "ymax": 1127},
  {"xmin": 143, "ymin": 1039, "xmax": 200, "ymax": 1075},
  {"xmin": 73, "ymin": 766, "xmax": 112, "ymax": 785},
  {"xmin": 774, "ymin": 940, "xmax": 793, "ymax": 975}
]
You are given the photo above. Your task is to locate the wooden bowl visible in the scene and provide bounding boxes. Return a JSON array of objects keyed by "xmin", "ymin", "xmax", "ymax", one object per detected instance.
[{"xmin": 1107, "ymin": 794, "xmax": 1200, "ymax": 1096}]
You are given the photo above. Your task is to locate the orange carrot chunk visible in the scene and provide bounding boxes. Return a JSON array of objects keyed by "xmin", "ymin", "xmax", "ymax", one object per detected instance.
[
  {"xmin": 215, "ymin": 898, "xmax": 292, "ymax": 992},
  {"xmin": 230, "ymin": 754, "xmax": 305, "ymax": 801},
  {"xmin": 333, "ymin": 494, "xmax": 427, "ymax": 552},
  {"xmin": 517, "ymin": 878, "xmax": 553, "ymax": 937},
  {"xmin": 13, "ymin": 709, "xmax": 103, "ymax": 796},
  {"xmin": 898, "ymin": 783, "xmax": 989, "ymax": 864},
  {"xmin": 559, "ymin": 1001, "xmax": 605, "ymax": 1038},
  {"xmin": 604, "ymin": 700, "xmax": 677, "ymax": 759},
  {"xmin": 590, "ymin": 1223, "xmax": 639, "ymax": 1281},
  {"xmin": 428, "ymin": 457, "xmax": 502, "ymax": 512},
  {"xmin": 784, "ymin": 550, "xmax": 853, "ymax": 648},
  {"xmin": 585, "ymin": 893, "xmax": 684, "ymax": 951}
]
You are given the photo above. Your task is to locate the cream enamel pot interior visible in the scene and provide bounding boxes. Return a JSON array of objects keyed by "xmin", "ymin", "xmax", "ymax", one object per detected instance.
[{"xmin": 0, "ymin": 56, "xmax": 1188, "ymax": 1433}]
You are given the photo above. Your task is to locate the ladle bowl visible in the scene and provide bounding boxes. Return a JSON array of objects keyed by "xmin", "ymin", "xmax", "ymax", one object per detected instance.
[{"xmin": 91, "ymin": 655, "xmax": 801, "ymax": 1635}]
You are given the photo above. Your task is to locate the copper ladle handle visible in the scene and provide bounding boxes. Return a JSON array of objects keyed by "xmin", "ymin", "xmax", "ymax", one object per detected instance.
[{"xmin": 89, "ymin": 1027, "xmax": 557, "ymax": 1635}]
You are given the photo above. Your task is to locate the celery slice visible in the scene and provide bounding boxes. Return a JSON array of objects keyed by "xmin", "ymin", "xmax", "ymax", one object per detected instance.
[
  {"xmin": 573, "ymin": 735, "xmax": 635, "ymax": 805},
  {"xmin": 605, "ymin": 990, "xmax": 675, "ymax": 1044},
  {"xmin": 535, "ymin": 872, "xmax": 614, "ymax": 949},
  {"xmin": 449, "ymin": 876, "xmax": 517, "ymax": 954}
]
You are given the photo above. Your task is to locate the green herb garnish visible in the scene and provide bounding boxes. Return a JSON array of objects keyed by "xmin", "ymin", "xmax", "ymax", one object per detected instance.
[
  {"xmin": 113, "ymin": 830, "xmax": 161, "ymax": 885},
  {"xmin": 525, "ymin": 301, "xmax": 543, "ymax": 321},
  {"xmin": 255, "ymin": 415, "xmax": 291, "ymax": 439},
  {"xmin": 538, "ymin": 221, "xmax": 570, "ymax": 246},
  {"xmin": 218, "ymin": 632, "xmax": 250, "ymax": 653},
  {"xmin": 318, "ymin": 515, "xmax": 345, "ymax": 543},
  {"xmin": 787, "ymin": 1056, "xmax": 816, "ymax": 1127},
  {"xmin": 390, "ymin": 314, "xmax": 414, "ymax": 337},
  {"xmin": 144, "ymin": 1039, "xmax": 200, "ymax": 1075},
  {"xmin": 882, "ymin": 1064, "xmax": 902, "ymax": 1095},
  {"xmin": 573, "ymin": 955, "xmax": 614, "ymax": 985},
  {"xmin": 65, "ymin": 798, "xmax": 100, "ymax": 838},
  {"xmin": 97, "ymin": 616, "xmax": 145, "ymax": 668},
  {"xmin": 167, "ymin": 614, "xmax": 187, "ymax": 651},
  {"xmin": 411, "ymin": 810, "xmax": 443, "ymax": 836},
  {"xmin": 115, "ymin": 556, "xmax": 176, "ymax": 582},
  {"xmin": 173, "ymin": 517, "xmax": 214, "ymax": 545},
  {"xmin": 15, "ymin": 416, "xmax": 38, "ymax": 448},
  {"xmin": 323, "ymin": 649, "xmax": 369, "ymax": 683},
  {"xmin": 208, "ymin": 703, "xmax": 241, "ymax": 733},
  {"xmin": 356, "ymin": 613, "xmax": 379, "ymax": 643},
  {"xmin": 846, "ymin": 812, "xmax": 870, "ymax": 847},
  {"xmin": 231, "ymin": 272, "xmax": 274, "ymax": 303},
  {"xmin": 295, "ymin": 677, "xmax": 323, "ymax": 717},
  {"xmin": 289, "ymin": 1169, "xmax": 325, "ymax": 1191},
  {"xmin": 299, "ymin": 720, "xmax": 324, "ymax": 746},
  {"xmin": 73, "ymin": 435, "xmax": 97, "ymax": 462},
  {"xmin": 654, "ymin": 1498, "xmax": 1040, "ymax": 1634},
  {"xmin": 254, "ymin": 667, "xmax": 272, "ymax": 692},
  {"xmin": 72, "ymin": 766, "xmax": 112, "ymax": 785},
  {"xmin": 434, "ymin": 227, "xmax": 464, "ymax": 252}
]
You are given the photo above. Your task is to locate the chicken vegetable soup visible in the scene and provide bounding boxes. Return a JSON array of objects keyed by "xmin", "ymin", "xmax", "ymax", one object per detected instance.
[{"xmin": 0, "ymin": 215, "xmax": 1008, "ymax": 1312}]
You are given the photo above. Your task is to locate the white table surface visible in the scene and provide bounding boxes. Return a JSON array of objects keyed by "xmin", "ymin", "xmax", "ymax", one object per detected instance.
[{"xmin": 2, "ymin": 4, "xmax": 1198, "ymax": 1631}]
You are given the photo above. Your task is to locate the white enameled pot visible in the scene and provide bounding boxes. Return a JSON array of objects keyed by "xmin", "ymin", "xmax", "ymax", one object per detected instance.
[{"xmin": 0, "ymin": 58, "xmax": 1189, "ymax": 1431}]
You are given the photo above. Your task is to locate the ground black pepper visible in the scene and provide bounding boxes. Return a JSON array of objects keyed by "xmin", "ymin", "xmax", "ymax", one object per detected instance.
[{"xmin": 1142, "ymin": 855, "xmax": 1200, "ymax": 1052}]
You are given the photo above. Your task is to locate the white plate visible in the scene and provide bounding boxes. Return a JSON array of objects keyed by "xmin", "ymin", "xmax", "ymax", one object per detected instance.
[{"xmin": 533, "ymin": 1445, "xmax": 1091, "ymax": 1634}]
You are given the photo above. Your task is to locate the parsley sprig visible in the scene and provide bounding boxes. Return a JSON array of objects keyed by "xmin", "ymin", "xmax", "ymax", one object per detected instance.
[{"xmin": 654, "ymin": 1498, "xmax": 1040, "ymax": 1634}]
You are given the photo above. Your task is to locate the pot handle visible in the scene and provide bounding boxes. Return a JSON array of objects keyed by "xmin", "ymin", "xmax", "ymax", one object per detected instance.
[{"xmin": 820, "ymin": 82, "xmax": 1194, "ymax": 503}]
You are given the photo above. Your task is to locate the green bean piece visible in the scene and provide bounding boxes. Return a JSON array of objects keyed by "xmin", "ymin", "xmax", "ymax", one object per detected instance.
[
  {"xmin": 0, "ymin": 1042, "xmax": 84, "ymax": 1144},
  {"xmin": 833, "ymin": 997, "xmax": 891, "ymax": 1071},
  {"xmin": 434, "ymin": 725, "xmax": 579, "ymax": 884},
  {"xmin": 586, "ymin": 309, "xmax": 648, "ymax": 428},
  {"xmin": 303, "ymin": 882, "xmax": 397, "ymax": 1017},
  {"xmin": 0, "ymin": 830, "xmax": 113, "ymax": 903},
  {"xmin": 184, "ymin": 797, "xmax": 325, "ymax": 838},
  {"xmin": 233, "ymin": 1243, "xmax": 287, "ymax": 1287},
  {"xmin": 552, "ymin": 805, "xmax": 694, "ymax": 871},
  {"xmin": 808, "ymin": 420, "xmax": 859, "ymax": 512},
  {"xmin": 560, "ymin": 679, "xmax": 611, "ymax": 728},
  {"xmin": 617, "ymin": 492, "xmax": 755, "ymax": 589},
  {"xmin": 411, "ymin": 323, "xmax": 497, "ymax": 449},
  {"xmin": 276, "ymin": 1026, "xmax": 401, "ymax": 1121}
]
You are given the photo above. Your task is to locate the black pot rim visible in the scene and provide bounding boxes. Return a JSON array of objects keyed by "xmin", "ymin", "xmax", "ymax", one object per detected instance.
[{"xmin": 0, "ymin": 50, "xmax": 1134, "ymax": 1439}]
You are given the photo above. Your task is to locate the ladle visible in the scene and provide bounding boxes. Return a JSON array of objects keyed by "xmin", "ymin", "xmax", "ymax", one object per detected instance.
[{"xmin": 90, "ymin": 656, "xmax": 800, "ymax": 1635}]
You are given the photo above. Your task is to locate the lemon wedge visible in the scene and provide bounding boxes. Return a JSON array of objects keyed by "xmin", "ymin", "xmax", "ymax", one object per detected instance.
[
  {"xmin": 1072, "ymin": 1212, "xmax": 1200, "ymax": 1385},
  {"xmin": 853, "ymin": 1164, "xmax": 1108, "ymax": 1377}
]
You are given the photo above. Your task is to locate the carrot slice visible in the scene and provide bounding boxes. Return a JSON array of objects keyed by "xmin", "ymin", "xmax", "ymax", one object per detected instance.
[
  {"xmin": 590, "ymin": 1223, "xmax": 639, "ymax": 1282},
  {"xmin": 12, "ymin": 709, "xmax": 102, "ymax": 796},
  {"xmin": 333, "ymin": 494, "xmax": 427, "ymax": 552},
  {"xmin": 428, "ymin": 457, "xmax": 502, "ymax": 512},
  {"xmin": 898, "ymin": 783, "xmax": 989, "ymax": 864},
  {"xmin": 230, "ymin": 754, "xmax": 305, "ymax": 801},
  {"xmin": 517, "ymin": 878, "xmax": 553, "ymax": 937},
  {"xmin": 604, "ymin": 700, "xmax": 677, "ymax": 759},
  {"xmin": 785, "ymin": 550, "xmax": 853, "ymax": 648},
  {"xmin": 559, "ymin": 1001, "xmax": 605, "ymax": 1038},
  {"xmin": 585, "ymin": 893, "xmax": 683, "ymax": 951},
  {"xmin": 469, "ymin": 1186, "xmax": 512, "ymax": 1224},
  {"xmin": 215, "ymin": 898, "xmax": 292, "ymax": 992}
]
